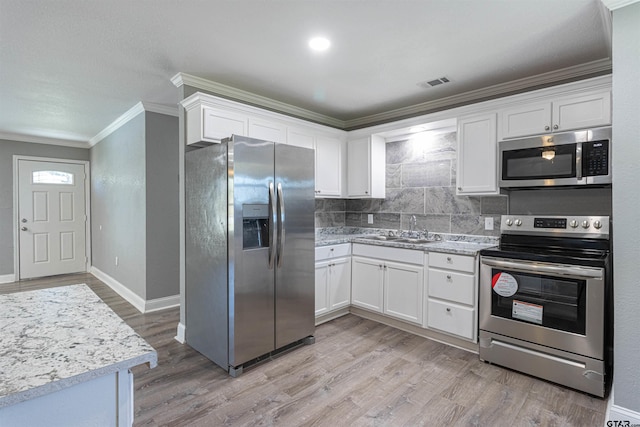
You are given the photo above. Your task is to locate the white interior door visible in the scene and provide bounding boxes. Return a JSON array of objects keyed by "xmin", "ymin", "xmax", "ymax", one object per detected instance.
[{"xmin": 18, "ymin": 160, "xmax": 87, "ymax": 279}]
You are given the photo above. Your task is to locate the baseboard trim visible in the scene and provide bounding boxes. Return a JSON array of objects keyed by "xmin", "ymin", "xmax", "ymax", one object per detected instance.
[
  {"xmin": 89, "ymin": 267, "xmax": 179, "ymax": 314},
  {"xmin": 175, "ymin": 322, "xmax": 186, "ymax": 344},
  {"xmin": 609, "ymin": 403, "xmax": 640, "ymax": 424},
  {"xmin": 145, "ymin": 294, "xmax": 180, "ymax": 313},
  {"xmin": 0, "ymin": 273, "xmax": 16, "ymax": 284},
  {"xmin": 90, "ymin": 267, "xmax": 146, "ymax": 312}
]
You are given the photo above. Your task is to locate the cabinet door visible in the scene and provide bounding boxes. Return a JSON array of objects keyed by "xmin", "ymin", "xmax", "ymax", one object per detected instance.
[
  {"xmin": 329, "ymin": 257, "xmax": 351, "ymax": 311},
  {"xmin": 315, "ymin": 136, "xmax": 343, "ymax": 197},
  {"xmin": 456, "ymin": 113, "xmax": 499, "ymax": 195},
  {"xmin": 315, "ymin": 261, "xmax": 330, "ymax": 316},
  {"xmin": 287, "ymin": 128, "xmax": 316, "ymax": 149},
  {"xmin": 500, "ymin": 102, "xmax": 551, "ymax": 139},
  {"xmin": 351, "ymin": 256, "xmax": 384, "ymax": 313},
  {"xmin": 347, "ymin": 136, "xmax": 385, "ymax": 198},
  {"xmin": 201, "ymin": 108, "xmax": 247, "ymax": 143},
  {"xmin": 248, "ymin": 118, "xmax": 286, "ymax": 143},
  {"xmin": 553, "ymin": 91, "xmax": 611, "ymax": 132},
  {"xmin": 384, "ymin": 261, "xmax": 424, "ymax": 324},
  {"xmin": 347, "ymin": 137, "xmax": 370, "ymax": 197}
]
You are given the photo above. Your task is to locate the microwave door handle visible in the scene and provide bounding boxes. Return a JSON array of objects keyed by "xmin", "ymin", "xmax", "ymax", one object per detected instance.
[
  {"xmin": 276, "ymin": 182, "xmax": 285, "ymax": 268},
  {"xmin": 576, "ymin": 142, "xmax": 583, "ymax": 181},
  {"xmin": 482, "ymin": 258, "xmax": 602, "ymax": 279},
  {"xmin": 268, "ymin": 181, "xmax": 277, "ymax": 269}
]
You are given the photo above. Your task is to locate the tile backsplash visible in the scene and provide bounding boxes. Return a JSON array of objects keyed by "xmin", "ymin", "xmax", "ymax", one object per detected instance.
[{"xmin": 315, "ymin": 131, "xmax": 507, "ymax": 237}]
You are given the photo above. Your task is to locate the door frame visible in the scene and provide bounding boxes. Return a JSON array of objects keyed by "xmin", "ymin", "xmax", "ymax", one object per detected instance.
[{"xmin": 13, "ymin": 155, "xmax": 91, "ymax": 280}]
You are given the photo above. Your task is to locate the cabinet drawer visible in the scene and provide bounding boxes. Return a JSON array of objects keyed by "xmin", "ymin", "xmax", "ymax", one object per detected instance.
[
  {"xmin": 316, "ymin": 243, "xmax": 351, "ymax": 261},
  {"xmin": 427, "ymin": 299, "xmax": 475, "ymax": 340},
  {"xmin": 429, "ymin": 252, "xmax": 475, "ymax": 273},
  {"xmin": 428, "ymin": 269, "xmax": 475, "ymax": 306}
]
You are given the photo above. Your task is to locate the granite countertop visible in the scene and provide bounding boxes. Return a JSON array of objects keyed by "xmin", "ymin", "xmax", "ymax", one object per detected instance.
[
  {"xmin": 0, "ymin": 284, "xmax": 157, "ymax": 408},
  {"xmin": 315, "ymin": 227, "xmax": 498, "ymax": 256}
]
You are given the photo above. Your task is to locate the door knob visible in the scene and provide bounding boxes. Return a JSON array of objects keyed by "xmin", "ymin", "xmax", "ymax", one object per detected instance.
[{"xmin": 21, "ymin": 227, "xmax": 27, "ymax": 231}]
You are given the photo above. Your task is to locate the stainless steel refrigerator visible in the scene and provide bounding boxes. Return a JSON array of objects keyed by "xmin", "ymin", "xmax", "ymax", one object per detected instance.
[{"xmin": 185, "ymin": 135, "xmax": 315, "ymax": 376}]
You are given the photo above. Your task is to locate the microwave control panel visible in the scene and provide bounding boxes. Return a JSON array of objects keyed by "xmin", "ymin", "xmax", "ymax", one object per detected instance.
[{"xmin": 582, "ymin": 140, "xmax": 609, "ymax": 177}]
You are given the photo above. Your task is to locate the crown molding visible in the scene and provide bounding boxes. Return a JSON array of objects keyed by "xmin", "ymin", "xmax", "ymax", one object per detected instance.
[
  {"xmin": 171, "ymin": 72, "xmax": 345, "ymax": 129},
  {"xmin": 0, "ymin": 132, "xmax": 90, "ymax": 149},
  {"xmin": 88, "ymin": 101, "xmax": 178, "ymax": 147},
  {"xmin": 600, "ymin": 0, "xmax": 640, "ymax": 10},
  {"xmin": 344, "ymin": 58, "xmax": 612, "ymax": 129}
]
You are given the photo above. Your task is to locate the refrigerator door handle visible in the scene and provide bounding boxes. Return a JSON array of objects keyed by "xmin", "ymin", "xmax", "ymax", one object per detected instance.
[
  {"xmin": 268, "ymin": 181, "xmax": 277, "ymax": 269},
  {"xmin": 277, "ymin": 182, "xmax": 285, "ymax": 268}
]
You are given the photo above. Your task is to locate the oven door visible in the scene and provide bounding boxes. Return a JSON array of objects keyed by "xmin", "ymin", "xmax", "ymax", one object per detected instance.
[{"xmin": 479, "ymin": 256, "xmax": 604, "ymax": 360}]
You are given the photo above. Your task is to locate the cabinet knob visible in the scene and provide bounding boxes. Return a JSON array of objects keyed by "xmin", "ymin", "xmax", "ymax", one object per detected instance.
[
  {"xmin": 365, "ymin": 191, "xmax": 369, "ymax": 194},
  {"xmin": 553, "ymin": 124, "xmax": 559, "ymax": 130},
  {"xmin": 447, "ymin": 275, "xmax": 452, "ymax": 280},
  {"xmin": 457, "ymin": 187, "xmax": 462, "ymax": 191},
  {"xmin": 446, "ymin": 308, "xmax": 451, "ymax": 312},
  {"xmin": 447, "ymin": 257, "xmax": 452, "ymax": 263},
  {"xmin": 330, "ymin": 248, "xmax": 334, "ymax": 251},
  {"xmin": 545, "ymin": 125, "xmax": 550, "ymax": 131}
]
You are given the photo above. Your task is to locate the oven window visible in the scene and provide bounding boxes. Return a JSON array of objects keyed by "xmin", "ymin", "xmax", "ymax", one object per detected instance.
[
  {"xmin": 502, "ymin": 144, "xmax": 576, "ymax": 180},
  {"xmin": 491, "ymin": 269, "xmax": 586, "ymax": 334}
]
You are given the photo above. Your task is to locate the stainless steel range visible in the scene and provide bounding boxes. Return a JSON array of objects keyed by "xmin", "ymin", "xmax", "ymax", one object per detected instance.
[{"xmin": 479, "ymin": 215, "xmax": 612, "ymax": 397}]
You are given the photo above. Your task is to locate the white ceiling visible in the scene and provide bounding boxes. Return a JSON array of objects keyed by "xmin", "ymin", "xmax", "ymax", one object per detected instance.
[{"xmin": 0, "ymin": 0, "xmax": 612, "ymax": 145}]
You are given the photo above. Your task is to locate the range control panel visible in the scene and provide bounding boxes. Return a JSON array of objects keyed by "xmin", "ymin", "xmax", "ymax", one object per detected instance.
[{"xmin": 501, "ymin": 215, "xmax": 610, "ymax": 238}]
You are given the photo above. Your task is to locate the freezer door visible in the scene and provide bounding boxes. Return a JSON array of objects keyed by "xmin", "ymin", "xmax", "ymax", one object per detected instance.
[
  {"xmin": 274, "ymin": 143, "xmax": 316, "ymax": 348},
  {"xmin": 229, "ymin": 136, "xmax": 276, "ymax": 367}
]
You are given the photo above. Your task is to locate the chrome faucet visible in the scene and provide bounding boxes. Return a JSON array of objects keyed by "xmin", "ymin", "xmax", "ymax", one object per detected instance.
[{"xmin": 409, "ymin": 215, "xmax": 417, "ymax": 237}]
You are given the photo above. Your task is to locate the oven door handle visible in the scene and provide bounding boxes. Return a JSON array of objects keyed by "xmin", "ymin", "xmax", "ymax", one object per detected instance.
[{"xmin": 481, "ymin": 257, "xmax": 603, "ymax": 279}]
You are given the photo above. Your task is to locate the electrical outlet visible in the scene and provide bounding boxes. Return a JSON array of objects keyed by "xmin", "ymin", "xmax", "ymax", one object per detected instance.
[
  {"xmin": 367, "ymin": 214, "xmax": 374, "ymax": 224},
  {"xmin": 485, "ymin": 217, "xmax": 494, "ymax": 230},
  {"xmin": 115, "ymin": 256, "xmax": 119, "ymax": 266}
]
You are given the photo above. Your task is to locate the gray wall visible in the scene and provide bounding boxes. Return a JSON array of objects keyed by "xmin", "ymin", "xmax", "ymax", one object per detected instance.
[
  {"xmin": 612, "ymin": 2, "xmax": 640, "ymax": 413},
  {"xmin": 145, "ymin": 112, "xmax": 179, "ymax": 300},
  {"xmin": 315, "ymin": 131, "xmax": 507, "ymax": 236},
  {"xmin": 91, "ymin": 111, "xmax": 180, "ymax": 301},
  {"xmin": 0, "ymin": 140, "xmax": 89, "ymax": 276},
  {"xmin": 91, "ymin": 114, "xmax": 147, "ymax": 299}
]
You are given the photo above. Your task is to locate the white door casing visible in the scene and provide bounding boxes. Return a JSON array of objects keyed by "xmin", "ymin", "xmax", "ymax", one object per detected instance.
[{"xmin": 15, "ymin": 158, "xmax": 89, "ymax": 279}]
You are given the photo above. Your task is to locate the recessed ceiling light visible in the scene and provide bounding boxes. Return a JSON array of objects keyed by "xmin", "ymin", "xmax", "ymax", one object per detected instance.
[{"xmin": 309, "ymin": 37, "xmax": 331, "ymax": 52}]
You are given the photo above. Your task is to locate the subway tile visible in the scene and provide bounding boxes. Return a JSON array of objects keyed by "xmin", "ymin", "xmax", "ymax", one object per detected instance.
[
  {"xmin": 386, "ymin": 164, "xmax": 402, "ymax": 189},
  {"xmin": 381, "ymin": 188, "xmax": 425, "ymax": 214},
  {"xmin": 481, "ymin": 195, "xmax": 508, "ymax": 215}
]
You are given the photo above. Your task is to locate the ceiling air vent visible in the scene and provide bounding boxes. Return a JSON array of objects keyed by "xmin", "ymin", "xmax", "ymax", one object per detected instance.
[{"xmin": 417, "ymin": 77, "xmax": 450, "ymax": 89}]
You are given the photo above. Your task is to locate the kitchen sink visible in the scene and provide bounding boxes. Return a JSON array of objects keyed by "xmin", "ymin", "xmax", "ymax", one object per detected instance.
[
  {"xmin": 360, "ymin": 235, "xmax": 402, "ymax": 241},
  {"xmin": 359, "ymin": 235, "xmax": 438, "ymax": 244}
]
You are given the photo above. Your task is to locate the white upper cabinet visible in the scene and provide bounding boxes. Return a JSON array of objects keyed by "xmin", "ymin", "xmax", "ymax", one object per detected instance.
[
  {"xmin": 286, "ymin": 128, "xmax": 316, "ymax": 149},
  {"xmin": 500, "ymin": 90, "xmax": 611, "ymax": 139},
  {"xmin": 315, "ymin": 136, "xmax": 344, "ymax": 197},
  {"xmin": 347, "ymin": 135, "xmax": 385, "ymax": 198},
  {"xmin": 185, "ymin": 105, "xmax": 247, "ymax": 145},
  {"xmin": 456, "ymin": 113, "xmax": 498, "ymax": 195},
  {"xmin": 248, "ymin": 118, "xmax": 286, "ymax": 143}
]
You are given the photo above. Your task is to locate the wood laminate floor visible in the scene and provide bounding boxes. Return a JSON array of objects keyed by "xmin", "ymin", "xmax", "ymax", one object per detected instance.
[{"xmin": 2, "ymin": 273, "xmax": 608, "ymax": 426}]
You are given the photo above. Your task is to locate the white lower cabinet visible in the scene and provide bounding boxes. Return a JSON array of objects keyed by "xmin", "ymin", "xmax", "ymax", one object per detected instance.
[
  {"xmin": 351, "ymin": 244, "xmax": 424, "ymax": 325},
  {"xmin": 425, "ymin": 252, "xmax": 478, "ymax": 342},
  {"xmin": 315, "ymin": 244, "xmax": 351, "ymax": 317}
]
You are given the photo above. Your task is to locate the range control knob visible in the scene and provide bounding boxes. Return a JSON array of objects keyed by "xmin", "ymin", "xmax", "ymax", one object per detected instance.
[
  {"xmin": 569, "ymin": 220, "xmax": 578, "ymax": 228},
  {"xmin": 593, "ymin": 220, "xmax": 602, "ymax": 229},
  {"xmin": 505, "ymin": 218, "xmax": 513, "ymax": 226},
  {"xmin": 514, "ymin": 219, "xmax": 523, "ymax": 227},
  {"xmin": 582, "ymin": 220, "xmax": 590, "ymax": 229}
]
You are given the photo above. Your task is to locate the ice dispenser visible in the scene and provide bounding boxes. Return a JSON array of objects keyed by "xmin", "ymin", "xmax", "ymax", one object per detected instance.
[{"xmin": 242, "ymin": 204, "xmax": 269, "ymax": 249}]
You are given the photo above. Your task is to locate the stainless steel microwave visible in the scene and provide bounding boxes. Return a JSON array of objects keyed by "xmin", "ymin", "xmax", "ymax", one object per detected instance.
[{"xmin": 499, "ymin": 127, "xmax": 611, "ymax": 188}]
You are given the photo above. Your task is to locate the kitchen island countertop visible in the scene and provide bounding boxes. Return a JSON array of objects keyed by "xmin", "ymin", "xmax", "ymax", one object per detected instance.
[{"xmin": 0, "ymin": 284, "xmax": 157, "ymax": 409}]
